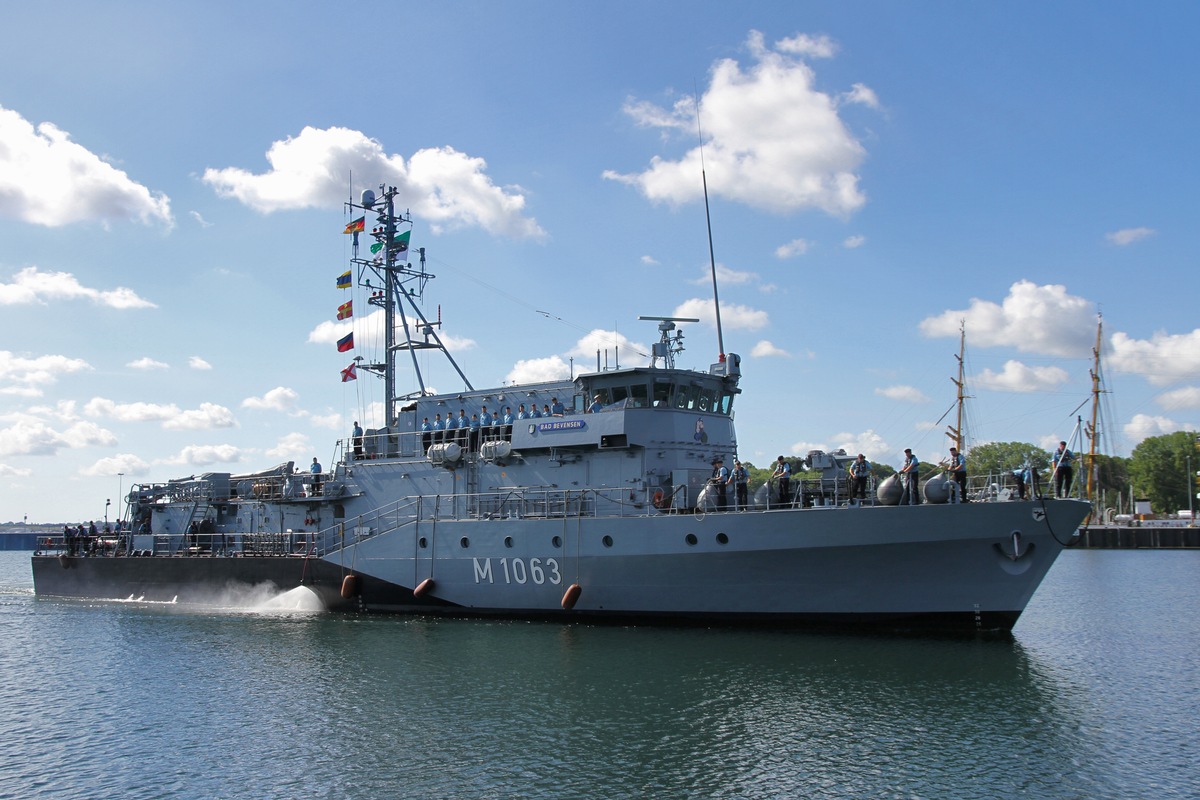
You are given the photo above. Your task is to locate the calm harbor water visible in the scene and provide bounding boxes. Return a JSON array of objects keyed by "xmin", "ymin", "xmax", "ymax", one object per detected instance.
[{"xmin": 1, "ymin": 550, "xmax": 1197, "ymax": 800}]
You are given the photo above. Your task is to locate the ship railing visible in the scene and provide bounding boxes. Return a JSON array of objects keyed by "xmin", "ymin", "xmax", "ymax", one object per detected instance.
[{"xmin": 312, "ymin": 486, "xmax": 668, "ymax": 555}]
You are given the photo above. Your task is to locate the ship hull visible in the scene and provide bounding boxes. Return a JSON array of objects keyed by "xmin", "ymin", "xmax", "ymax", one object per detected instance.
[{"xmin": 31, "ymin": 499, "xmax": 1088, "ymax": 634}]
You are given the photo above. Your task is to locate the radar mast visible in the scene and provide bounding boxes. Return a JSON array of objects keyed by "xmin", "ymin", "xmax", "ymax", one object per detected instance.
[
  {"xmin": 638, "ymin": 316, "xmax": 700, "ymax": 370},
  {"xmin": 346, "ymin": 185, "xmax": 473, "ymax": 424}
]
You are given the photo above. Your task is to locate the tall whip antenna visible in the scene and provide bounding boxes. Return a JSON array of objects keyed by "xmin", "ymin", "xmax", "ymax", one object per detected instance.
[{"xmin": 695, "ymin": 88, "xmax": 725, "ymax": 362}]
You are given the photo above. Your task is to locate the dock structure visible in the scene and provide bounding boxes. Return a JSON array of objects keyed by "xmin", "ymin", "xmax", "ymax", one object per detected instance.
[{"xmin": 1071, "ymin": 524, "xmax": 1200, "ymax": 549}]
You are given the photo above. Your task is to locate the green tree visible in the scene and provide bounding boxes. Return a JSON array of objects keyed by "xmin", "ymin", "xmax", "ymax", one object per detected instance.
[
  {"xmin": 965, "ymin": 441, "xmax": 1049, "ymax": 479},
  {"xmin": 1077, "ymin": 453, "xmax": 1131, "ymax": 505},
  {"xmin": 1129, "ymin": 431, "xmax": 1198, "ymax": 514}
]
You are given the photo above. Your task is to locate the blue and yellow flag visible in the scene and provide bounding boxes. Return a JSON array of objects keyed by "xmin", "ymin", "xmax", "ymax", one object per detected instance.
[{"xmin": 336, "ymin": 270, "xmax": 352, "ymax": 289}]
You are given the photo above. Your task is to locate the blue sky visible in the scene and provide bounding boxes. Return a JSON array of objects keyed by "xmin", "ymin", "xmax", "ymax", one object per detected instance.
[{"xmin": 2, "ymin": 2, "xmax": 1198, "ymax": 524}]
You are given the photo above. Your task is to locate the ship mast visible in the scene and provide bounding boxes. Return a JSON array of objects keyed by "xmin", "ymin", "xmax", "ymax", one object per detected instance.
[
  {"xmin": 347, "ymin": 185, "xmax": 473, "ymax": 424},
  {"xmin": 945, "ymin": 320, "xmax": 968, "ymax": 452},
  {"xmin": 1085, "ymin": 313, "xmax": 1105, "ymax": 505}
]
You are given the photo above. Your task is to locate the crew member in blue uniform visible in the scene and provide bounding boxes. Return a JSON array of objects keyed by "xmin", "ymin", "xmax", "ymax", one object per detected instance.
[
  {"xmin": 550, "ymin": 397, "xmax": 565, "ymax": 416},
  {"xmin": 310, "ymin": 457, "xmax": 323, "ymax": 496},
  {"xmin": 771, "ymin": 456, "xmax": 791, "ymax": 507},
  {"xmin": 456, "ymin": 409, "xmax": 469, "ymax": 447},
  {"xmin": 502, "ymin": 407, "xmax": 514, "ymax": 439},
  {"xmin": 1052, "ymin": 441, "xmax": 1074, "ymax": 498},
  {"xmin": 849, "ymin": 454, "xmax": 871, "ymax": 500},
  {"xmin": 421, "ymin": 417, "xmax": 433, "ymax": 454},
  {"xmin": 948, "ymin": 447, "xmax": 967, "ymax": 502},
  {"xmin": 469, "ymin": 413, "xmax": 481, "ymax": 452},
  {"xmin": 480, "ymin": 406, "xmax": 493, "ymax": 444},
  {"xmin": 899, "ymin": 448, "xmax": 920, "ymax": 505},
  {"xmin": 352, "ymin": 421, "xmax": 364, "ymax": 460},
  {"xmin": 711, "ymin": 457, "xmax": 729, "ymax": 510},
  {"xmin": 731, "ymin": 460, "xmax": 748, "ymax": 510}
]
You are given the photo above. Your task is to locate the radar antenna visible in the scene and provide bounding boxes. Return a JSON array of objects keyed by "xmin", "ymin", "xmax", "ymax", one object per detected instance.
[{"xmin": 638, "ymin": 316, "xmax": 699, "ymax": 370}]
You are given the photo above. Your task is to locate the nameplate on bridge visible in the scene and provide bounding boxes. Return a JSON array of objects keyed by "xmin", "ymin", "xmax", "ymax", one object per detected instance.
[{"xmin": 536, "ymin": 419, "xmax": 585, "ymax": 433}]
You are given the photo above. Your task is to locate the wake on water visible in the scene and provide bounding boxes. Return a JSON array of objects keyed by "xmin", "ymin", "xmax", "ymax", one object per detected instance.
[{"xmin": 102, "ymin": 584, "xmax": 325, "ymax": 616}]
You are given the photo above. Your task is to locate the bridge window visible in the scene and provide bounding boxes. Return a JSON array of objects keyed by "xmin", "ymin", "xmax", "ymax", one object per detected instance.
[
  {"xmin": 629, "ymin": 383, "xmax": 649, "ymax": 408},
  {"xmin": 653, "ymin": 381, "xmax": 673, "ymax": 407}
]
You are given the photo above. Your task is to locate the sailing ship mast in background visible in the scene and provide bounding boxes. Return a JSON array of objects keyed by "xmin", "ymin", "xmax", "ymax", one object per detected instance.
[
  {"xmin": 945, "ymin": 321, "xmax": 970, "ymax": 453},
  {"xmin": 1084, "ymin": 313, "xmax": 1108, "ymax": 509}
]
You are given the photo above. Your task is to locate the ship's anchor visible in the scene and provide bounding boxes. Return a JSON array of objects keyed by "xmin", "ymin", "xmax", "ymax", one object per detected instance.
[{"xmin": 994, "ymin": 530, "xmax": 1031, "ymax": 561}]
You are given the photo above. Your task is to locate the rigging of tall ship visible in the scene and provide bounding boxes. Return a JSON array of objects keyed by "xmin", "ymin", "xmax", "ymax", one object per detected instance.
[{"xmin": 31, "ymin": 184, "xmax": 1092, "ymax": 634}]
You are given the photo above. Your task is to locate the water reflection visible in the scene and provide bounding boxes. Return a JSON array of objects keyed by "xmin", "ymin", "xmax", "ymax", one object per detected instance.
[{"xmin": 3, "ymin": 551, "xmax": 1198, "ymax": 800}]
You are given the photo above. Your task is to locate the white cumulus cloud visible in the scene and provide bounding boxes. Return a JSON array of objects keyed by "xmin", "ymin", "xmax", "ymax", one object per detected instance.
[
  {"xmin": 505, "ymin": 356, "xmax": 571, "ymax": 385},
  {"xmin": 0, "ymin": 104, "xmax": 172, "ymax": 227},
  {"xmin": 875, "ymin": 385, "xmax": 929, "ymax": 404},
  {"xmin": 1156, "ymin": 387, "xmax": 1200, "ymax": 410},
  {"xmin": 0, "ymin": 415, "xmax": 116, "ymax": 457},
  {"xmin": 202, "ymin": 125, "xmax": 544, "ymax": 238},
  {"xmin": 242, "ymin": 387, "xmax": 300, "ymax": 412},
  {"xmin": 78, "ymin": 453, "xmax": 151, "ymax": 478},
  {"xmin": 0, "ymin": 351, "xmax": 92, "ymax": 397},
  {"xmin": 0, "ymin": 267, "xmax": 156, "ymax": 309},
  {"xmin": 128, "ymin": 357, "xmax": 169, "ymax": 370},
  {"xmin": 775, "ymin": 239, "xmax": 811, "ymax": 259},
  {"xmin": 1105, "ymin": 227, "xmax": 1155, "ymax": 246},
  {"xmin": 973, "ymin": 360, "xmax": 1070, "ymax": 393},
  {"xmin": 603, "ymin": 30, "xmax": 872, "ymax": 217},
  {"xmin": 1109, "ymin": 329, "xmax": 1200, "ymax": 386},
  {"xmin": 751, "ymin": 341, "xmax": 789, "ymax": 358},
  {"xmin": 1124, "ymin": 413, "xmax": 1186, "ymax": 443},
  {"xmin": 672, "ymin": 298, "xmax": 769, "ymax": 331},
  {"xmin": 919, "ymin": 280, "xmax": 1095, "ymax": 357},
  {"xmin": 164, "ymin": 444, "xmax": 245, "ymax": 466}
]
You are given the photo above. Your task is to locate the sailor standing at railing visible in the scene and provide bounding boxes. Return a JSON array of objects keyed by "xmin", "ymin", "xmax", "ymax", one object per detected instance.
[
  {"xmin": 899, "ymin": 449, "xmax": 920, "ymax": 505},
  {"xmin": 456, "ymin": 409, "xmax": 469, "ymax": 447},
  {"xmin": 1052, "ymin": 441, "xmax": 1074, "ymax": 498},
  {"xmin": 710, "ymin": 457, "xmax": 730, "ymax": 511},
  {"xmin": 469, "ymin": 413, "xmax": 482, "ymax": 452},
  {"xmin": 771, "ymin": 456, "xmax": 791, "ymax": 508},
  {"xmin": 849, "ymin": 454, "xmax": 871, "ymax": 500},
  {"xmin": 480, "ymin": 406, "xmax": 493, "ymax": 443},
  {"xmin": 947, "ymin": 447, "xmax": 968, "ymax": 503},
  {"xmin": 421, "ymin": 417, "xmax": 433, "ymax": 453},
  {"xmin": 730, "ymin": 460, "xmax": 748, "ymax": 510},
  {"xmin": 310, "ymin": 457, "xmax": 323, "ymax": 496}
]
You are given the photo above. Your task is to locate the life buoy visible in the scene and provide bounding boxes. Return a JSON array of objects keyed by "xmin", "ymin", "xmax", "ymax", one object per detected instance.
[{"xmin": 652, "ymin": 489, "xmax": 666, "ymax": 509}]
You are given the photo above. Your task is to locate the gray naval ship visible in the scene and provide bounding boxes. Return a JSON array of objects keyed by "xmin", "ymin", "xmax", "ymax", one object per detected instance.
[{"xmin": 32, "ymin": 186, "xmax": 1091, "ymax": 633}]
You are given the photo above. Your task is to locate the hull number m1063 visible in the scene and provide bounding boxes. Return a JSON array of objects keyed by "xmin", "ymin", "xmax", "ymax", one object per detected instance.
[{"xmin": 473, "ymin": 557, "xmax": 562, "ymax": 586}]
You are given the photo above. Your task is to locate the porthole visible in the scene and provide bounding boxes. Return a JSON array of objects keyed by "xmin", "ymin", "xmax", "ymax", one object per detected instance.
[
  {"xmin": 685, "ymin": 533, "xmax": 698, "ymax": 546},
  {"xmin": 552, "ymin": 535, "xmax": 562, "ymax": 548},
  {"xmin": 716, "ymin": 532, "xmax": 729, "ymax": 545},
  {"xmin": 602, "ymin": 535, "xmax": 613, "ymax": 548},
  {"xmin": 460, "ymin": 537, "xmax": 470, "ymax": 549},
  {"xmin": 504, "ymin": 536, "xmax": 514, "ymax": 548},
  {"xmin": 418, "ymin": 537, "xmax": 427, "ymax": 549}
]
